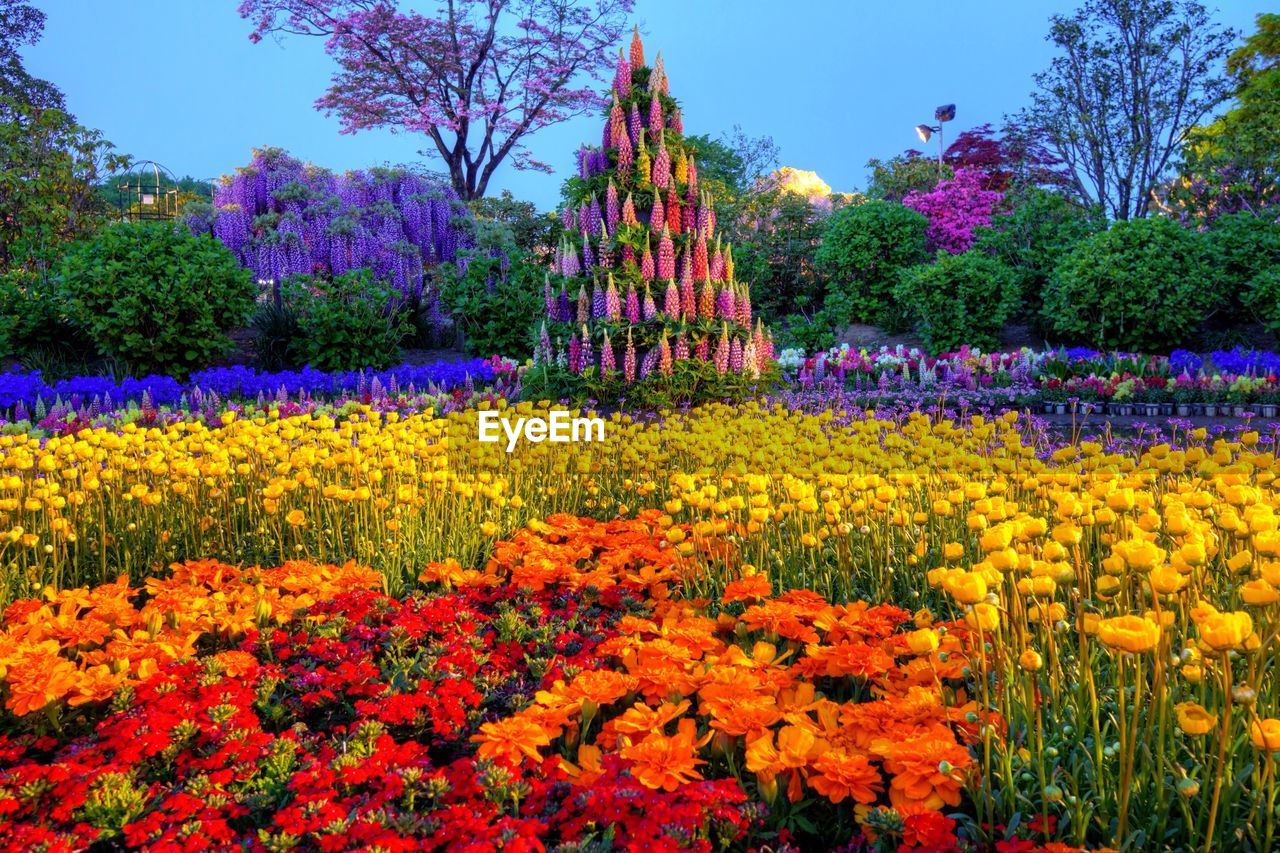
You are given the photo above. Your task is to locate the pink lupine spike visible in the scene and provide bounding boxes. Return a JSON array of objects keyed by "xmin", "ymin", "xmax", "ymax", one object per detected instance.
[
  {"xmin": 663, "ymin": 279, "xmax": 680, "ymax": 319},
  {"xmin": 649, "ymin": 90, "xmax": 664, "ymax": 135},
  {"xmin": 659, "ymin": 331, "xmax": 673, "ymax": 376},
  {"xmin": 624, "ymin": 328, "xmax": 637, "ymax": 383},
  {"xmin": 651, "ymin": 138, "xmax": 670, "ymax": 190},
  {"xmin": 606, "ymin": 180, "xmax": 620, "ymax": 232},
  {"xmin": 601, "ymin": 330, "xmax": 616, "ymax": 374},
  {"xmin": 714, "ymin": 324, "xmax": 730, "ymax": 375},
  {"xmin": 613, "ymin": 47, "xmax": 630, "ymax": 95},
  {"xmin": 657, "ymin": 225, "xmax": 675, "ymax": 279},
  {"xmin": 605, "ymin": 274, "xmax": 621, "ymax": 321},
  {"xmin": 680, "ymin": 269, "xmax": 696, "ymax": 319},
  {"xmin": 692, "ymin": 235, "xmax": 709, "ymax": 281},
  {"xmin": 622, "ymin": 192, "xmax": 638, "ymax": 226},
  {"xmin": 609, "ymin": 95, "xmax": 625, "ymax": 146},
  {"xmin": 729, "ymin": 337, "xmax": 743, "ymax": 374},
  {"xmin": 640, "ymin": 236, "xmax": 655, "ymax": 280},
  {"xmin": 650, "ymin": 190, "xmax": 665, "ymax": 233}
]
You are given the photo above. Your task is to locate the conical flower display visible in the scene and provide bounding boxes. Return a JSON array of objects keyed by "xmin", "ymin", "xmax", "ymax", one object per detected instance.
[{"xmin": 530, "ymin": 32, "xmax": 775, "ymax": 400}]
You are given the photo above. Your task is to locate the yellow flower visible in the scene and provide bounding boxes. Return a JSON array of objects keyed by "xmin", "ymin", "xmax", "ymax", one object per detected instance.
[
  {"xmin": 905, "ymin": 629, "xmax": 939, "ymax": 655},
  {"xmin": 965, "ymin": 603, "xmax": 1000, "ymax": 632},
  {"xmin": 1241, "ymin": 580, "xmax": 1280, "ymax": 606},
  {"xmin": 1096, "ymin": 615, "xmax": 1161, "ymax": 654},
  {"xmin": 1019, "ymin": 649, "xmax": 1043, "ymax": 672},
  {"xmin": 1112, "ymin": 538, "xmax": 1164, "ymax": 572},
  {"xmin": 1198, "ymin": 611, "xmax": 1253, "ymax": 651},
  {"xmin": 946, "ymin": 572, "xmax": 987, "ymax": 605},
  {"xmin": 285, "ymin": 509, "xmax": 306, "ymax": 527},
  {"xmin": 1174, "ymin": 702, "xmax": 1218, "ymax": 736},
  {"xmin": 1251, "ymin": 719, "xmax": 1280, "ymax": 752}
]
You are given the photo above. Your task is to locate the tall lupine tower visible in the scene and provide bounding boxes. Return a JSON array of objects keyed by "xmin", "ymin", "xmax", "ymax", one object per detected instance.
[{"xmin": 539, "ymin": 29, "xmax": 774, "ymax": 385}]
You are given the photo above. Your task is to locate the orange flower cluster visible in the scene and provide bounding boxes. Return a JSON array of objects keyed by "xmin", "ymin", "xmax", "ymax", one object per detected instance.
[
  {"xmin": 0, "ymin": 559, "xmax": 381, "ymax": 717},
  {"xmin": 466, "ymin": 513, "xmax": 985, "ymax": 820}
]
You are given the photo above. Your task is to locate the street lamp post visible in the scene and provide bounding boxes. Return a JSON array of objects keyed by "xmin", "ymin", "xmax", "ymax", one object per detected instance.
[{"xmin": 914, "ymin": 104, "xmax": 956, "ymax": 177}]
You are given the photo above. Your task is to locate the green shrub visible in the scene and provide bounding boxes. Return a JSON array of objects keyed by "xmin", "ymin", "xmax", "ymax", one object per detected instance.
[
  {"xmin": 58, "ymin": 222, "xmax": 254, "ymax": 376},
  {"xmin": 972, "ymin": 189, "xmax": 1105, "ymax": 323},
  {"xmin": 0, "ymin": 269, "xmax": 78, "ymax": 357},
  {"xmin": 438, "ymin": 249, "xmax": 543, "ymax": 359},
  {"xmin": 1245, "ymin": 268, "xmax": 1280, "ymax": 336},
  {"xmin": 1208, "ymin": 211, "xmax": 1280, "ymax": 322},
  {"xmin": 814, "ymin": 201, "xmax": 929, "ymax": 328},
  {"xmin": 281, "ymin": 269, "xmax": 408, "ymax": 371},
  {"xmin": 894, "ymin": 252, "xmax": 1020, "ymax": 353},
  {"xmin": 1042, "ymin": 217, "xmax": 1215, "ymax": 351}
]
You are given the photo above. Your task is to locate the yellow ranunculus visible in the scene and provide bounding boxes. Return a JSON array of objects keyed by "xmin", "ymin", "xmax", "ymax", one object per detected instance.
[
  {"xmin": 1174, "ymin": 702, "xmax": 1218, "ymax": 736},
  {"xmin": 905, "ymin": 628, "xmax": 940, "ymax": 654},
  {"xmin": 1241, "ymin": 579, "xmax": 1280, "ymax": 606},
  {"xmin": 1096, "ymin": 615, "xmax": 1161, "ymax": 654},
  {"xmin": 946, "ymin": 572, "xmax": 988, "ymax": 605},
  {"xmin": 1198, "ymin": 611, "xmax": 1253, "ymax": 651},
  {"xmin": 1251, "ymin": 719, "xmax": 1280, "ymax": 752}
]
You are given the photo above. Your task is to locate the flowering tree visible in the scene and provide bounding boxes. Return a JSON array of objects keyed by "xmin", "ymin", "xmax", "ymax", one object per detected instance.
[
  {"xmin": 904, "ymin": 123, "xmax": 1073, "ymax": 197},
  {"xmin": 239, "ymin": 0, "xmax": 634, "ymax": 200},
  {"xmin": 186, "ymin": 148, "xmax": 473, "ymax": 336},
  {"xmin": 903, "ymin": 168, "xmax": 1004, "ymax": 254}
]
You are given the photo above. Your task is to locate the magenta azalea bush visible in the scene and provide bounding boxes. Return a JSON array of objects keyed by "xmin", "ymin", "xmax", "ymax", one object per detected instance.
[{"xmin": 903, "ymin": 167, "xmax": 1003, "ymax": 254}]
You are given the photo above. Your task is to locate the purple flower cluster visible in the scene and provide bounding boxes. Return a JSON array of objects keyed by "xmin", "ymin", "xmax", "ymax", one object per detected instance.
[
  {"xmin": 189, "ymin": 148, "xmax": 474, "ymax": 304},
  {"xmin": 0, "ymin": 359, "xmax": 501, "ymax": 419},
  {"xmin": 1171, "ymin": 348, "xmax": 1280, "ymax": 377},
  {"xmin": 903, "ymin": 168, "xmax": 1003, "ymax": 254}
]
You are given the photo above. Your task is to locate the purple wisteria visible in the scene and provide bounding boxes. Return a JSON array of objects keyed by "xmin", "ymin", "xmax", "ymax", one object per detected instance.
[{"xmin": 189, "ymin": 148, "xmax": 474, "ymax": 310}]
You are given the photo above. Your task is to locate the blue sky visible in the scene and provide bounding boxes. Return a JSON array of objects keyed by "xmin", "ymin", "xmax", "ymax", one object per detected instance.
[{"xmin": 23, "ymin": 0, "xmax": 1267, "ymax": 209}]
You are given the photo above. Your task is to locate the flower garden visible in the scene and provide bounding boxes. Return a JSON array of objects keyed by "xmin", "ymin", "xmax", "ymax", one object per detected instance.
[{"xmin": 5, "ymin": 2, "xmax": 1280, "ymax": 851}]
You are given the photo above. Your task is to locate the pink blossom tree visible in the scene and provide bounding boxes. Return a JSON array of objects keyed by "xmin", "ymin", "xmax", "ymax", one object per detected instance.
[
  {"xmin": 239, "ymin": 0, "xmax": 634, "ymax": 200},
  {"xmin": 902, "ymin": 167, "xmax": 1004, "ymax": 254}
]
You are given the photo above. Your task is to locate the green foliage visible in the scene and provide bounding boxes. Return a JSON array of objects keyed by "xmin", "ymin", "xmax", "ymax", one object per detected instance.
[
  {"xmin": 1042, "ymin": 217, "xmax": 1215, "ymax": 351},
  {"xmin": 1180, "ymin": 13, "xmax": 1280, "ymax": 215},
  {"xmin": 280, "ymin": 269, "xmax": 408, "ymax": 372},
  {"xmin": 1245, "ymin": 268, "xmax": 1280, "ymax": 336},
  {"xmin": 864, "ymin": 155, "xmax": 952, "ymax": 202},
  {"xmin": 467, "ymin": 190, "xmax": 557, "ymax": 262},
  {"xmin": 1207, "ymin": 210, "xmax": 1280, "ymax": 317},
  {"xmin": 0, "ymin": 268, "xmax": 77, "ymax": 359},
  {"xmin": 733, "ymin": 192, "xmax": 827, "ymax": 319},
  {"xmin": 58, "ymin": 222, "xmax": 254, "ymax": 377},
  {"xmin": 521, "ymin": 357, "xmax": 780, "ymax": 411},
  {"xmin": 0, "ymin": 101, "xmax": 126, "ymax": 276},
  {"xmin": 250, "ymin": 298, "xmax": 300, "ymax": 372},
  {"xmin": 439, "ymin": 249, "xmax": 544, "ymax": 359},
  {"xmin": 972, "ymin": 189, "xmax": 1106, "ymax": 323},
  {"xmin": 814, "ymin": 201, "xmax": 930, "ymax": 328},
  {"xmin": 894, "ymin": 252, "xmax": 1020, "ymax": 353}
]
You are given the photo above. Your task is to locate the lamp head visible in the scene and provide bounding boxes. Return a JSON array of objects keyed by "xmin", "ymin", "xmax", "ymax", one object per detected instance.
[
  {"xmin": 935, "ymin": 104, "xmax": 956, "ymax": 123},
  {"xmin": 915, "ymin": 124, "xmax": 934, "ymax": 143}
]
